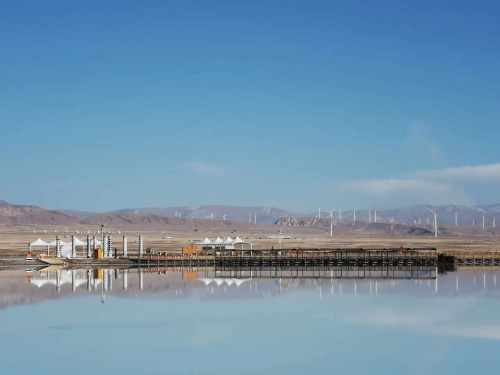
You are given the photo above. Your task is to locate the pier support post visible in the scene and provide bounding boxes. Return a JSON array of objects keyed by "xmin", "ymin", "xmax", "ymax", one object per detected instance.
[
  {"xmin": 56, "ymin": 236, "xmax": 61, "ymax": 258},
  {"xmin": 139, "ymin": 235, "xmax": 144, "ymax": 257},
  {"xmin": 123, "ymin": 236, "xmax": 128, "ymax": 258},
  {"xmin": 92, "ymin": 236, "xmax": 97, "ymax": 250}
]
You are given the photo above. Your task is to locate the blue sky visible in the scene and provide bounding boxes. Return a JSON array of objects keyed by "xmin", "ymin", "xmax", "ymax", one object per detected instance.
[{"xmin": 1, "ymin": 0, "xmax": 500, "ymax": 212}]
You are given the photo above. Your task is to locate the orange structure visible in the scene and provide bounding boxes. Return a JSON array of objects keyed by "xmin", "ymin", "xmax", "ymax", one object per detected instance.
[{"xmin": 182, "ymin": 246, "xmax": 197, "ymax": 255}]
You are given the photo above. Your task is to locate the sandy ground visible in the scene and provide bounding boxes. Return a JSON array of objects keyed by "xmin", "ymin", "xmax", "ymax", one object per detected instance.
[{"xmin": 1, "ymin": 225, "xmax": 500, "ymax": 257}]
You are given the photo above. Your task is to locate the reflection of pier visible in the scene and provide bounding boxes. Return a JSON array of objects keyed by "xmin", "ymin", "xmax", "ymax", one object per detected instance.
[{"xmin": 214, "ymin": 266, "xmax": 438, "ymax": 280}]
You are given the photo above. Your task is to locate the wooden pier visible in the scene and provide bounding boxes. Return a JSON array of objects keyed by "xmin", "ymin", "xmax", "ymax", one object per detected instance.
[{"xmin": 130, "ymin": 247, "xmax": 439, "ymax": 268}]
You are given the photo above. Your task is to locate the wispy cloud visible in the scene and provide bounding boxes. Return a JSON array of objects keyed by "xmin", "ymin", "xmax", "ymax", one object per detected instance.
[
  {"xmin": 186, "ymin": 162, "xmax": 226, "ymax": 177},
  {"xmin": 416, "ymin": 163, "xmax": 500, "ymax": 179},
  {"xmin": 343, "ymin": 179, "xmax": 452, "ymax": 196},
  {"xmin": 339, "ymin": 163, "xmax": 500, "ymax": 205}
]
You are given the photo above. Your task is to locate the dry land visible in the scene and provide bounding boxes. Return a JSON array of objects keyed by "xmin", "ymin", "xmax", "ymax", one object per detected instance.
[{"xmin": 1, "ymin": 224, "xmax": 500, "ymax": 258}]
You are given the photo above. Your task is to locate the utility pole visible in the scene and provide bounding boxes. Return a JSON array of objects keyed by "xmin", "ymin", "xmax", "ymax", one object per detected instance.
[{"xmin": 100, "ymin": 224, "xmax": 105, "ymax": 253}]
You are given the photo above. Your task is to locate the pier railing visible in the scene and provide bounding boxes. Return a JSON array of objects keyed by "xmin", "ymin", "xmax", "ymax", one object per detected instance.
[{"xmin": 131, "ymin": 247, "xmax": 438, "ymax": 268}]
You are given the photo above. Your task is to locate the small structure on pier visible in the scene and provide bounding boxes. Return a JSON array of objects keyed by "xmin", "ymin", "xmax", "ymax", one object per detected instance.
[{"xmin": 195, "ymin": 236, "xmax": 253, "ymax": 251}]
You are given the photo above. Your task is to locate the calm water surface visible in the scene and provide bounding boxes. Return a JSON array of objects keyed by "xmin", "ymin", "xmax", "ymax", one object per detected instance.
[{"xmin": 0, "ymin": 267, "xmax": 499, "ymax": 374}]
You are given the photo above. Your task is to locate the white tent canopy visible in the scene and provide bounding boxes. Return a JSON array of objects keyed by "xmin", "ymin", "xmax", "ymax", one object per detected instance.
[
  {"xmin": 233, "ymin": 237, "xmax": 250, "ymax": 244},
  {"xmin": 29, "ymin": 239, "xmax": 50, "ymax": 247},
  {"xmin": 221, "ymin": 237, "xmax": 234, "ymax": 244},
  {"xmin": 47, "ymin": 240, "xmax": 69, "ymax": 246},
  {"xmin": 195, "ymin": 237, "xmax": 213, "ymax": 245},
  {"xmin": 232, "ymin": 236, "xmax": 252, "ymax": 250},
  {"xmin": 73, "ymin": 237, "xmax": 87, "ymax": 246},
  {"xmin": 212, "ymin": 237, "xmax": 223, "ymax": 244}
]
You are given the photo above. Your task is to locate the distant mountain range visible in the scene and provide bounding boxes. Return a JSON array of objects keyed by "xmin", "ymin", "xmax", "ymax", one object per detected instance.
[
  {"xmin": 110, "ymin": 205, "xmax": 294, "ymax": 224},
  {"xmin": 2, "ymin": 200, "xmax": 500, "ymax": 230},
  {"xmin": 58, "ymin": 203, "xmax": 500, "ymax": 227}
]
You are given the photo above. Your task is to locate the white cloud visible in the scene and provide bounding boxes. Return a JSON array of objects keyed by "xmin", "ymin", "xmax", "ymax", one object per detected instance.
[
  {"xmin": 343, "ymin": 179, "xmax": 452, "ymax": 196},
  {"xmin": 341, "ymin": 163, "xmax": 500, "ymax": 206},
  {"xmin": 416, "ymin": 163, "xmax": 500, "ymax": 179},
  {"xmin": 186, "ymin": 162, "xmax": 226, "ymax": 177},
  {"xmin": 341, "ymin": 178, "xmax": 474, "ymax": 205},
  {"xmin": 341, "ymin": 165, "xmax": 480, "ymax": 206}
]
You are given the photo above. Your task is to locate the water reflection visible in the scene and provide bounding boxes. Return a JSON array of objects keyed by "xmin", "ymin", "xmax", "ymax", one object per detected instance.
[
  {"xmin": 0, "ymin": 266, "xmax": 494, "ymax": 309},
  {"xmin": 2, "ymin": 267, "xmax": 500, "ymax": 374}
]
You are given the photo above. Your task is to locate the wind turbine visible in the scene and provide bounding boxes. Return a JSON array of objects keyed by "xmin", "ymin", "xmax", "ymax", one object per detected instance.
[
  {"xmin": 483, "ymin": 215, "xmax": 485, "ymax": 230},
  {"xmin": 326, "ymin": 211, "xmax": 334, "ymax": 237},
  {"xmin": 455, "ymin": 210, "xmax": 458, "ymax": 227},
  {"xmin": 353, "ymin": 209, "xmax": 356, "ymax": 222},
  {"xmin": 223, "ymin": 215, "xmax": 226, "ymax": 221},
  {"xmin": 369, "ymin": 210, "xmax": 372, "ymax": 223},
  {"xmin": 318, "ymin": 207, "xmax": 321, "ymax": 220},
  {"xmin": 374, "ymin": 210, "xmax": 377, "ymax": 223},
  {"xmin": 494, "ymin": 217, "xmax": 496, "ymax": 228},
  {"xmin": 339, "ymin": 208, "xmax": 342, "ymax": 221},
  {"xmin": 427, "ymin": 209, "xmax": 438, "ymax": 238}
]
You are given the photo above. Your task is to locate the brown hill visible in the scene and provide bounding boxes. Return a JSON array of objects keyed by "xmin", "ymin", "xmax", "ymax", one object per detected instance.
[{"xmin": 0, "ymin": 200, "xmax": 79, "ymax": 226}]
